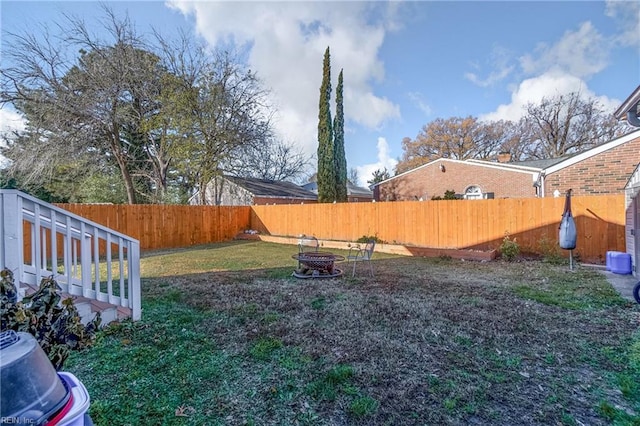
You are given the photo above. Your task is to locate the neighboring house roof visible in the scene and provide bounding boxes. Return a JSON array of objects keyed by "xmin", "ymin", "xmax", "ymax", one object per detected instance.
[
  {"xmin": 347, "ymin": 182, "xmax": 374, "ymax": 197},
  {"xmin": 543, "ymin": 129, "xmax": 640, "ymax": 175},
  {"xmin": 372, "ymin": 128, "xmax": 640, "ymax": 188},
  {"xmin": 371, "ymin": 157, "xmax": 541, "ymax": 188},
  {"xmin": 614, "ymin": 84, "xmax": 640, "ymax": 121},
  {"xmin": 510, "ymin": 157, "xmax": 569, "ymax": 169},
  {"xmin": 625, "ymin": 163, "xmax": 640, "ymax": 191},
  {"xmin": 226, "ymin": 176, "xmax": 317, "ymax": 200},
  {"xmin": 301, "ymin": 181, "xmax": 373, "ymax": 197},
  {"xmin": 466, "ymin": 158, "xmax": 542, "ymax": 171}
]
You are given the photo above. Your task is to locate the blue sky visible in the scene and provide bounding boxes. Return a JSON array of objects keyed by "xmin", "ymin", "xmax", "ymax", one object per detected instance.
[{"xmin": 1, "ymin": 1, "xmax": 639, "ymax": 186}]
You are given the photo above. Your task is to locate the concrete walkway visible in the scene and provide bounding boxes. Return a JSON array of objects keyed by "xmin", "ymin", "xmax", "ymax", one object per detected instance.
[{"xmin": 599, "ymin": 269, "xmax": 638, "ymax": 302}]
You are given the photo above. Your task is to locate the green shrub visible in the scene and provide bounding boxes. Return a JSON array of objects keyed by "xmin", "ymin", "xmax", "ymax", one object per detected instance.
[
  {"xmin": 0, "ymin": 269, "xmax": 100, "ymax": 370},
  {"xmin": 499, "ymin": 234, "xmax": 520, "ymax": 261},
  {"xmin": 538, "ymin": 235, "xmax": 563, "ymax": 264},
  {"xmin": 431, "ymin": 190, "xmax": 460, "ymax": 201},
  {"xmin": 356, "ymin": 234, "xmax": 386, "ymax": 244}
]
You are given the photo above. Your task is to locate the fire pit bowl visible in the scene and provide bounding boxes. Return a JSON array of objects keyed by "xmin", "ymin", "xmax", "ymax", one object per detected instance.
[{"xmin": 292, "ymin": 252, "xmax": 344, "ymax": 279}]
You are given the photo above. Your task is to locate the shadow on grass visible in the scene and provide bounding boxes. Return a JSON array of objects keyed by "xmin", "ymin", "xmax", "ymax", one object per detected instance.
[{"xmin": 67, "ymin": 241, "xmax": 640, "ymax": 426}]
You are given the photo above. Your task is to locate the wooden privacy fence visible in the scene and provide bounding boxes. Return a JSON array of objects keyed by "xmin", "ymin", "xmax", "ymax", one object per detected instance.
[
  {"xmin": 53, "ymin": 204, "xmax": 251, "ymax": 250},
  {"xmin": 40, "ymin": 195, "xmax": 626, "ymax": 262},
  {"xmin": 250, "ymin": 195, "xmax": 626, "ymax": 263}
]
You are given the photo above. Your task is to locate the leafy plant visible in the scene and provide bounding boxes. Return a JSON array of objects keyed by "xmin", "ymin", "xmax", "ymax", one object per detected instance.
[
  {"xmin": 0, "ymin": 269, "xmax": 100, "ymax": 370},
  {"xmin": 499, "ymin": 234, "xmax": 520, "ymax": 261},
  {"xmin": 538, "ymin": 235, "xmax": 563, "ymax": 264},
  {"xmin": 356, "ymin": 234, "xmax": 386, "ymax": 244},
  {"xmin": 432, "ymin": 189, "xmax": 460, "ymax": 200}
]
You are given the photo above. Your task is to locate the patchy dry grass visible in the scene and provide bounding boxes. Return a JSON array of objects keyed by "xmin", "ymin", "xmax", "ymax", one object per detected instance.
[{"xmin": 67, "ymin": 242, "xmax": 640, "ymax": 425}]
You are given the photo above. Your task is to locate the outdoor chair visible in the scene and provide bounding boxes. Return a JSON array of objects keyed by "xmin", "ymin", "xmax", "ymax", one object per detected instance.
[
  {"xmin": 346, "ymin": 240, "xmax": 375, "ymax": 277},
  {"xmin": 297, "ymin": 235, "xmax": 319, "ymax": 268}
]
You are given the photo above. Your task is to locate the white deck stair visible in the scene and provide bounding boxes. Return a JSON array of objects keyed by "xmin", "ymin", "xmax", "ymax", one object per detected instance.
[{"xmin": 1, "ymin": 190, "xmax": 141, "ymax": 323}]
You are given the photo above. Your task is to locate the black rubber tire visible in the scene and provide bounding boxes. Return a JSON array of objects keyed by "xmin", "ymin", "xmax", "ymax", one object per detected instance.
[{"xmin": 634, "ymin": 282, "xmax": 640, "ymax": 304}]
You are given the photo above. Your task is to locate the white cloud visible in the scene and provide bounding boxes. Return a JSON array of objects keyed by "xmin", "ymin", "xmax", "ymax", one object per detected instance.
[
  {"xmin": 0, "ymin": 106, "xmax": 26, "ymax": 138},
  {"xmin": 0, "ymin": 107, "xmax": 25, "ymax": 167},
  {"xmin": 167, "ymin": 1, "xmax": 401, "ymax": 158},
  {"xmin": 464, "ymin": 45, "xmax": 515, "ymax": 87},
  {"xmin": 355, "ymin": 137, "xmax": 398, "ymax": 187},
  {"xmin": 605, "ymin": 0, "xmax": 640, "ymax": 48},
  {"xmin": 407, "ymin": 91, "xmax": 432, "ymax": 117},
  {"xmin": 480, "ymin": 71, "xmax": 620, "ymax": 122},
  {"xmin": 481, "ymin": 16, "xmax": 625, "ymax": 123},
  {"xmin": 519, "ymin": 22, "xmax": 608, "ymax": 79}
]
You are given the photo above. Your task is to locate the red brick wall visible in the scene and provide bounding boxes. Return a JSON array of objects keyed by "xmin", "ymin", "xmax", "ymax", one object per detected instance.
[
  {"xmin": 544, "ymin": 135, "xmax": 640, "ymax": 196},
  {"xmin": 377, "ymin": 160, "xmax": 537, "ymax": 201}
]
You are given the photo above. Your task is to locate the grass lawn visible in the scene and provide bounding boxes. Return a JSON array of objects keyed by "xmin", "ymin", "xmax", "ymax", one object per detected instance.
[{"xmin": 66, "ymin": 241, "xmax": 640, "ymax": 425}]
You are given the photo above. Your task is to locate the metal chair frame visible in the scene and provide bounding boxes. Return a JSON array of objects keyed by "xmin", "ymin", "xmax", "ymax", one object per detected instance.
[
  {"xmin": 346, "ymin": 240, "xmax": 375, "ymax": 277},
  {"xmin": 297, "ymin": 236, "xmax": 319, "ymax": 268}
]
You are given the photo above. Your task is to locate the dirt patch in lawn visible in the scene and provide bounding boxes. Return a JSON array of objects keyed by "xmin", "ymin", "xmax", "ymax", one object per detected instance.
[{"xmin": 139, "ymin": 257, "xmax": 639, "ymax": 425}]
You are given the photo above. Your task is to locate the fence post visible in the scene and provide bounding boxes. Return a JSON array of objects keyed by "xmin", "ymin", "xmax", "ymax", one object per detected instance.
[{"xmin": 1, "ymin": 190, "xmax": 24, "ymax": 296}]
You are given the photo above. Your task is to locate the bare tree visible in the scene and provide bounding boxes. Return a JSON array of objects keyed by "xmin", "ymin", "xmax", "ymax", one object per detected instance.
[
  {"xmin": 519, "ymin": 92, "xmax": 629, "ymax": 159},
  {"xmin": 1, "ymin": 8, "xmax": 168, "ymax": 203},
  {"xmin": 225, "ymin": 137, "xmax": 312, "ymax": 182},
  {"xmin": 396, "ymin": 117, "xmax": 512, "ymax": 174},
  {"xmin": 164, "ymin": 50, "xmax": 273, "ymax": 205},
  {"xmin": 1, "ymin": 8, "xmax": 278, "ymax": 204},
  {"xmin": 348, "ymin": 167, "xmax": 360, "ymax": 186}
]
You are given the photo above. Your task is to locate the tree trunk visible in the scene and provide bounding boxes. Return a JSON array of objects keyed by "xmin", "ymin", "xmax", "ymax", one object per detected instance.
[{"xmin": 109, "ymin": 129, "xmax": 137, "ymax": 204}]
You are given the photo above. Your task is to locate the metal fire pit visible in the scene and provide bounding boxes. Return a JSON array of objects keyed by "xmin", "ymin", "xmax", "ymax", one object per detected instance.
[{"xmin": 292, "ymin": 252, "xmax": 345, "ymax": 279}]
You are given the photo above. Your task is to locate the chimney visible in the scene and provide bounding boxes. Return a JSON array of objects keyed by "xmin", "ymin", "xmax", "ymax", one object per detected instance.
[{"xmin": 498, "ymin": 152, "xmax": 511, "ymax": 163}]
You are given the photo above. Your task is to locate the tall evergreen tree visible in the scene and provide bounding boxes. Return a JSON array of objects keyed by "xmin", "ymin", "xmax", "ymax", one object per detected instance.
[
  {"xmin": 317, "ymin": 47, "xmax": 336, "ymax": 203},
  {"xmin": 333, "ymin": 69, "xmax": 347, "ymax": 202}
]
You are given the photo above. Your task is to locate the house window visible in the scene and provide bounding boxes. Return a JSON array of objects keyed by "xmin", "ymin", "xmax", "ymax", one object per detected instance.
[{"xmin": 464, "ymin": 185, "xmax": 483, "ymax": 200}]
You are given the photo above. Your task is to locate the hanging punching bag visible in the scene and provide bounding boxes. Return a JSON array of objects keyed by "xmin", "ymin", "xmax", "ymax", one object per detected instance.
[{"xmin": 559, "ymin": 189, "xmax": 577, "ymax": 250}]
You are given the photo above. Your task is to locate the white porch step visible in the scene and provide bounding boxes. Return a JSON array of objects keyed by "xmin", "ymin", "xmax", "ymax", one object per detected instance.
[{"xmin": 19, "ymin": 283, "xmax": 132, "ymax": 327}]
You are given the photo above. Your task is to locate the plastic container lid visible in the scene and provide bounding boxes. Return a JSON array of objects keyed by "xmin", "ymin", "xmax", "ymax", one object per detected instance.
[{"xmin": 0, "ymin": 331, "xmax": 70, "ymax": 424}]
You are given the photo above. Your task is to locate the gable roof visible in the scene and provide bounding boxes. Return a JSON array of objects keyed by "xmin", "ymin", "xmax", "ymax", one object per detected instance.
[
  {"xmin": 226, "ymin": 176, "xmax": 317, "ymax": 200},
  {"xmin": 372, "ymin": 128, "xmax": 640, "ymax": 188},
  {"xmin": 371, "ymin": 157, "xmax": 541, "ymax": 188},
  {"xmin": 614, "ymin": 85, "xmax": 640, "ymax": 121},
  {"xmin": 301, "ymin": 181, "xmax": 373, "ymax": 197},
  {"xmin": 510, "ymin": 157, "xmax": 569, "ymax": 169},
  {"xmin": 347, "ymin": 182, "xmax": 374, "ymax": 197},
  {"xmin": 543, "ymin": 129, "xmax": 640, "ymax": 174},
  {"xmin": 625, "ymin": 163, "xmax": 640, "ymax": 191}
]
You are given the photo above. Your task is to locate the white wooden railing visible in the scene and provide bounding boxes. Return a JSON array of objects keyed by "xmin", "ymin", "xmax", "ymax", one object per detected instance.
[{"xmin": 0, "ymin": 189, "xmax": 141, "ymax": 321}]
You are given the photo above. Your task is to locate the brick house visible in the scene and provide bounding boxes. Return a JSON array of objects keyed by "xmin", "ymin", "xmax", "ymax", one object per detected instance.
[
  {"xmin": 625, "ymin": 164, "xmax": 640, "ymax": 277},
  {"xmin": 373, "ymin": 129, "xmax": 640, "ymax": 202},
  {"xmin": 539, "ymin": 130, "xmax": 640, "ymax": 197},
  {"xmin": 373, "ymin": 158, "xmax": 544, "ymax": 201},
  {"xmin": 614, "ymin": 85, "xmax": 640, "ymax": 277},
  {"xmin": 190, "ymin": 176, "xmax": 317, "ymax": 206}
]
